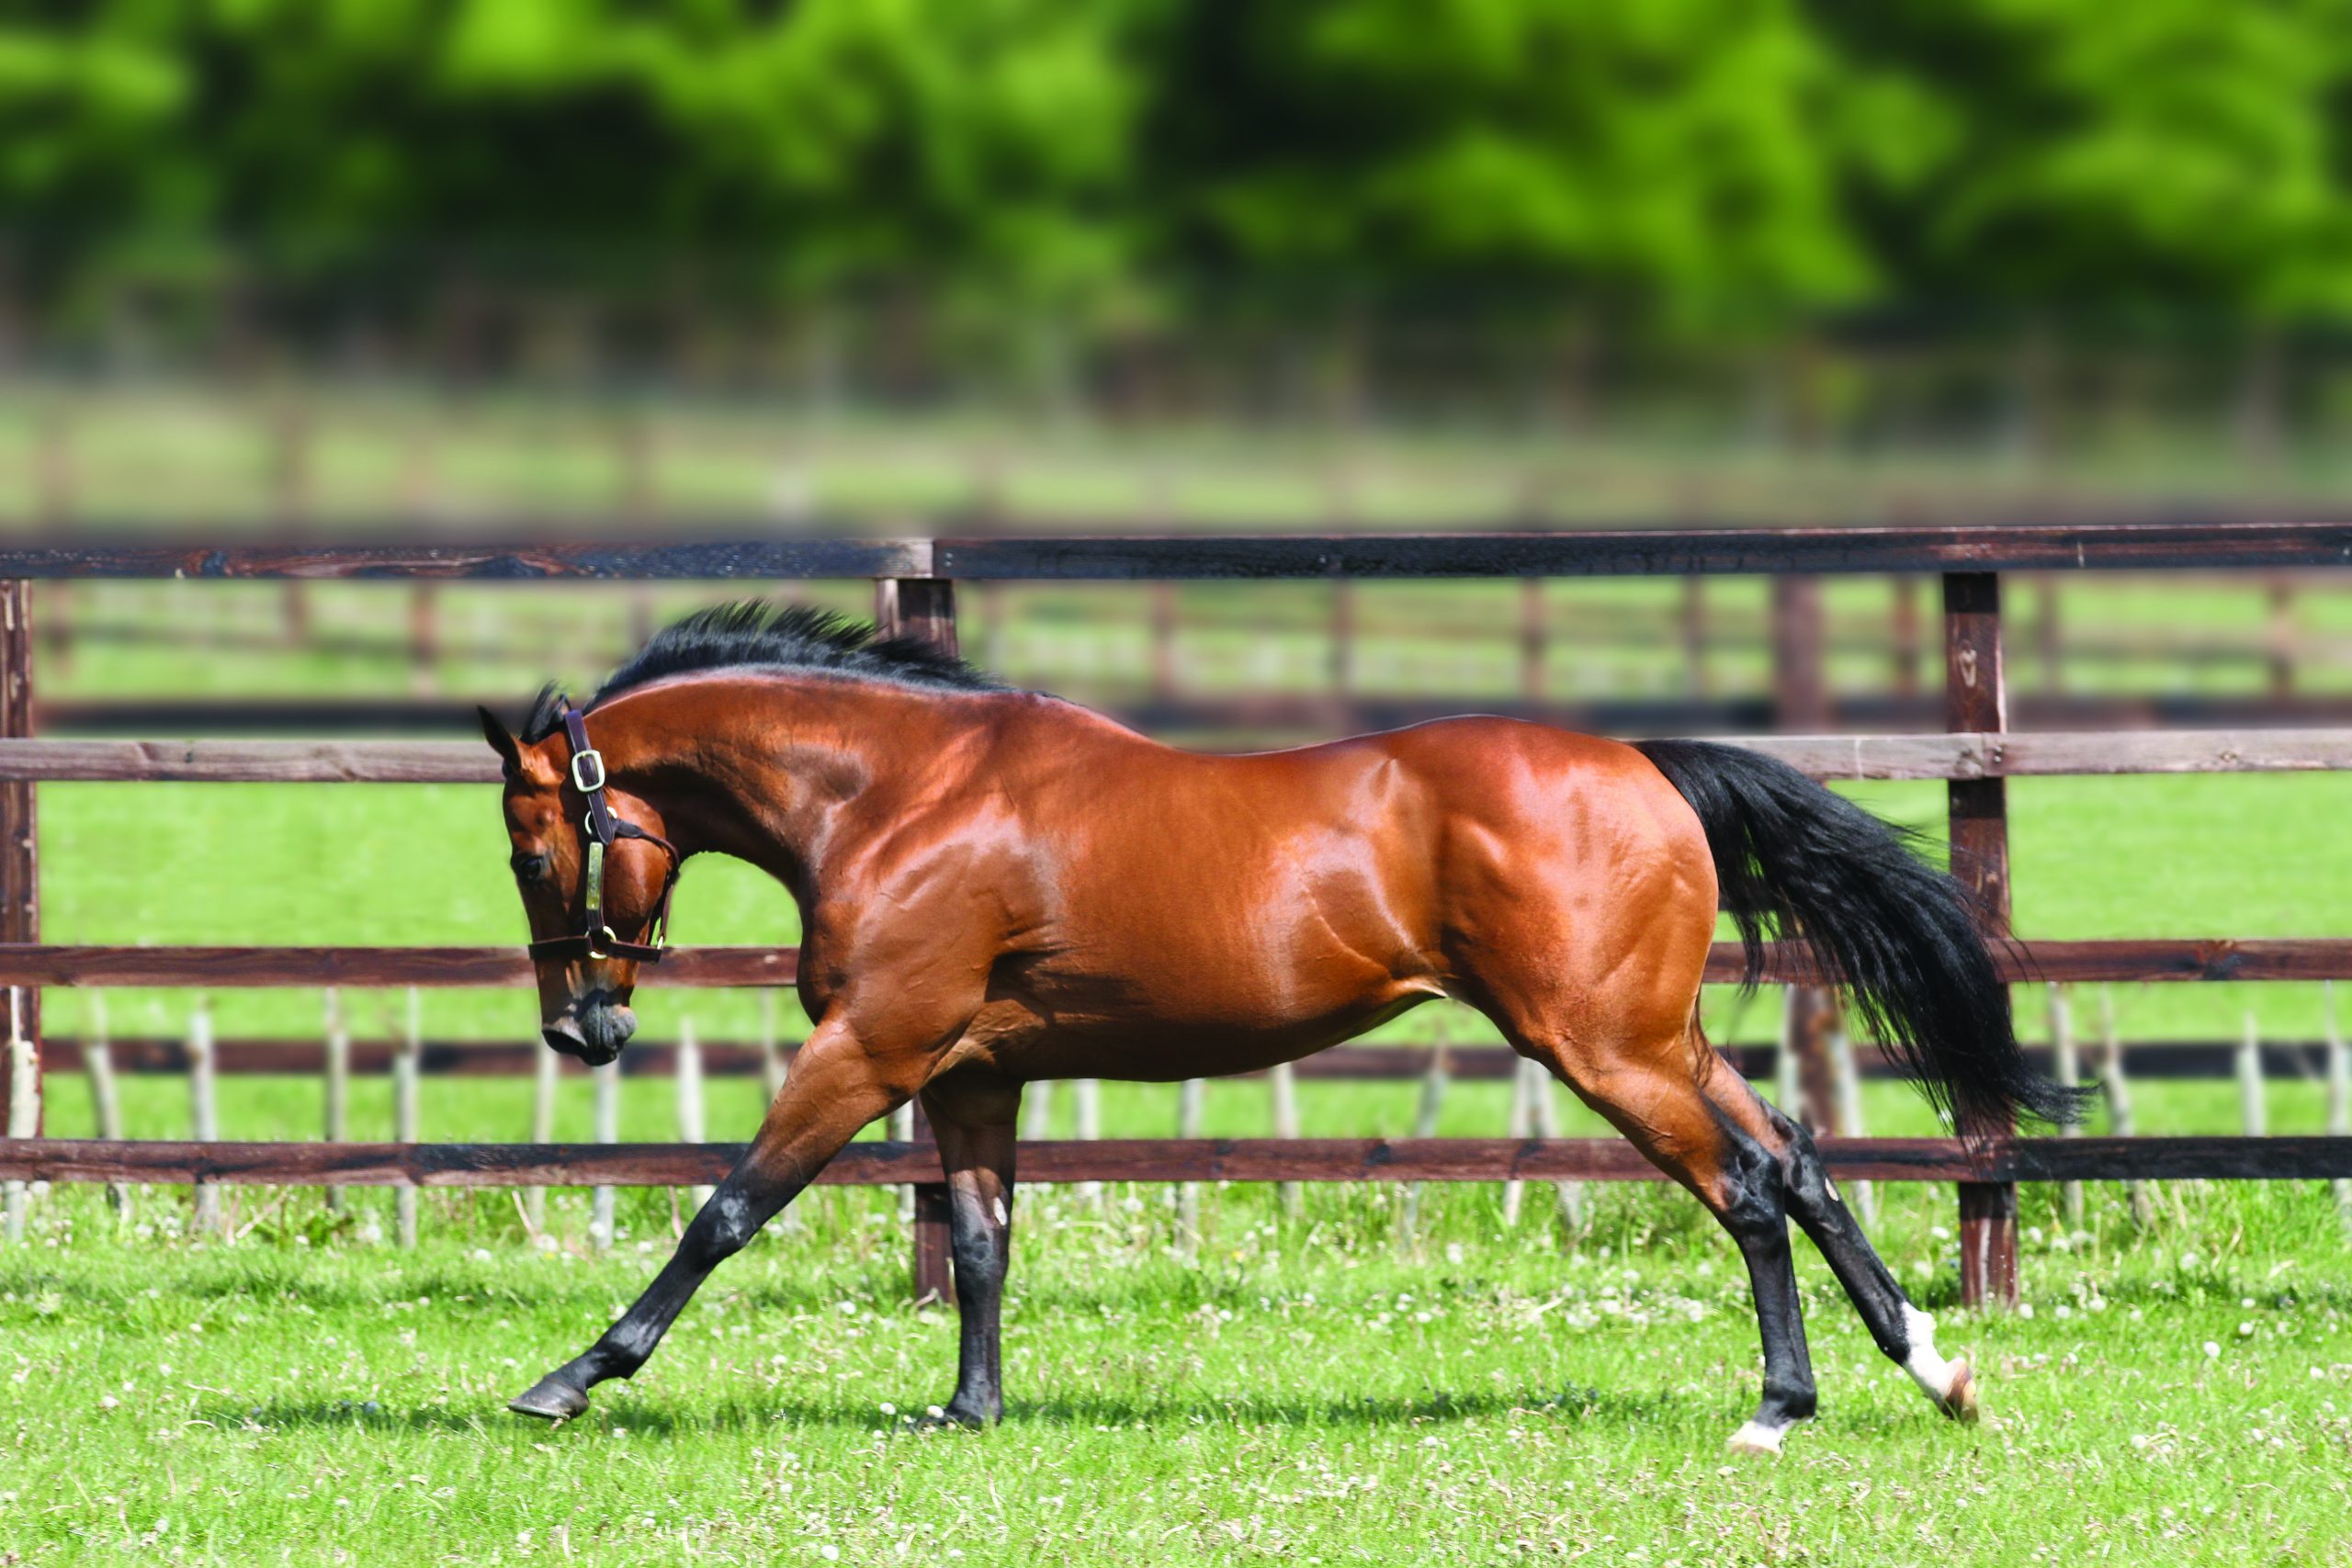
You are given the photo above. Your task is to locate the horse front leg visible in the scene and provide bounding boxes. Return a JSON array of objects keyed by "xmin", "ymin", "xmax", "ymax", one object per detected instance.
[
  {"xmin": 510, "ymin": 1021, "xmax": 903, "ymax": 1420},
  {"xmin": 916, "ymin": 1070, "xmax": 1022, "ymax": 1427}
]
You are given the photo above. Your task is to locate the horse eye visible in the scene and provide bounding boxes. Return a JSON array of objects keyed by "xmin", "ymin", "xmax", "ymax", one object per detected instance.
[{"xmin": 511, "ymin": 852, "xmax": 549, "ymax": 883}]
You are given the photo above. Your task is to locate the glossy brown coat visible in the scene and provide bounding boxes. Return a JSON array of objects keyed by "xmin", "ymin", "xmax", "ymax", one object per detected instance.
[{"xmin": 486, "ymin": 666, "xmax": 1977, "ymax": 1445}]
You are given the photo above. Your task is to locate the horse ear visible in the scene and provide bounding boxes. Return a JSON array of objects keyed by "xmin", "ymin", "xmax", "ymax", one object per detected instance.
[{"xmin": 478, "ymin": 705, "xmax": 521, "ymax": 777}]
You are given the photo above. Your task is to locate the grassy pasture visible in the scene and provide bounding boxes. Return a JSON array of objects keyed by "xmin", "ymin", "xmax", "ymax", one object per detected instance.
[
  {"xmin": 1, "ymin": 1177, "xmax": 2346, "ymax": 1564},
  {"xmin": 9, "ymin": 748, "xmax": 2352, "ymax": 1563}
]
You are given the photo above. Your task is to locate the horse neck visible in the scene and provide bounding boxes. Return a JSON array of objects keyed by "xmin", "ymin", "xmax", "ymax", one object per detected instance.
[{"xmin": 591, "ymin": 672, "xmax": 982, "ymax": 897}]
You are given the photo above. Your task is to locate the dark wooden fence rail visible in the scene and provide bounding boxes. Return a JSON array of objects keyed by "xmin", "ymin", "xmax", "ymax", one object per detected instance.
[
  {"xmin": 0, "ymin": 938, "xmax": 2346, "ymax": 990},
  {"xmin": 30, "ymin": 1034, "xmax": 2339, "ymax": 1082},
  {"xmin": 6, "ymin": 1135, "xmax": 2347, "ymax": 1189},
  {"xmin": 5, "ymin": 523, "xmax": 2352, "ymax": 1303}
]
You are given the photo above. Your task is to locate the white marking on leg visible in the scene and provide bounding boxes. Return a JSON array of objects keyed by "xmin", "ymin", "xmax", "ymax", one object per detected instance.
[
  {"xmin": 1902, "ymin": 1304, "xmax": 1956, "ymax": 1398},
  {"xmin": 1726, "ymin": 1416, "xmax": 1792, "ymax": 1455},
  {"xmin": 1821, "ymin": 1175, "xmax": 1840, "ymax": 1204}
]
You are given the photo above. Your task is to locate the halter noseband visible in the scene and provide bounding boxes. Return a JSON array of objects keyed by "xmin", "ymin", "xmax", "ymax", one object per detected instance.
[{"xmin": 525, "ymin": 702, "xmax": 682, "ymax": 965}]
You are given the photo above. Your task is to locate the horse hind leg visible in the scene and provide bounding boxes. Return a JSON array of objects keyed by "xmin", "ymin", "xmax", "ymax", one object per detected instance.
[
  {"xmin": 1505, "ymin": 1024, "xmax": 1819, "ymax": 1455},
  {"xmin": 1736, "ymin": 1091, "xmax": 1979, "ymax": 1423}
]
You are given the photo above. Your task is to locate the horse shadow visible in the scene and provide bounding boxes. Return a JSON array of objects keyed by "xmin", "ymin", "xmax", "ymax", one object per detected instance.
[{"xmin": 218, "ymin": 1381, "xmax": 1690, "ymax": 1438}]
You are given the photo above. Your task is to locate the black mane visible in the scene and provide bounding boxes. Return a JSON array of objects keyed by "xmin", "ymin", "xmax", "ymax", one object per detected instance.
[{"xmin": 522, "ymin": 602, "xmax": 1003, "ymax": 742}]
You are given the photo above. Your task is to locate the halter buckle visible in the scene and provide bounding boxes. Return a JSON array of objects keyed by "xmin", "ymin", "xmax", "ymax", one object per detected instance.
[
  {"xmin": 570, "ymin": 749, "xmax": 607, "ymax": 795},
  {"xmin": 585, "ymin": 924, "xmax": 620, "ymax": 959}
]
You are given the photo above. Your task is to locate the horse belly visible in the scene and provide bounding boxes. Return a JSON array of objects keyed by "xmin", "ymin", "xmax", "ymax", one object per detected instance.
[{"xmin": 982, "ymin": 913, "xmax": 1445, "ymax": 1083}]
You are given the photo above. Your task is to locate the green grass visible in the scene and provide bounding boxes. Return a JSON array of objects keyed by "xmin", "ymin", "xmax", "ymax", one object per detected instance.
[{"xmin": 2, "ymin": 1176, "xmax": 2346, "ymax": 1565}]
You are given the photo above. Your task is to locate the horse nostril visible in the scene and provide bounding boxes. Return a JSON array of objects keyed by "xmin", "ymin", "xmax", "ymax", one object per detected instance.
[
  {"xmin": 581, "ymin": 1006, "xmax": 637, "ymax": 1055},
  {"xmin": 542, "ymin": 1021, "xmax": 587, "ymax": 1056}
]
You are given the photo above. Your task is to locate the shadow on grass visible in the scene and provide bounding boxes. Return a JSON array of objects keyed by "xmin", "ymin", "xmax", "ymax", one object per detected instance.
[{"xmin": 212, "ymin": 1380, "xmax": 1701, "ymax": 1440}]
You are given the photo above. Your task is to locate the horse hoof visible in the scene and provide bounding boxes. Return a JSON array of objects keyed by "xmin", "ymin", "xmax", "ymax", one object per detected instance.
[
  {"xmin": 1724, "ymin": 1420, "xmax": 1787, "ymax": 1457},
  {"xmin": 914, "ymin": 1402, "xmax": 993, "ymax": 1432},
  {"xmin": 1937, "ymin": 1359, "xmax": 1980, "ymax": 1425},
  {"xmin": 508, "ymin": 1377, "xmax": 589, "ymax": 1422}
]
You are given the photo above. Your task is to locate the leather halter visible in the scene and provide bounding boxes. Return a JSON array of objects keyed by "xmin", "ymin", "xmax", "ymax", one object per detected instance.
[{"xmin": 526, "ymin": 702, "xmax": 682, "ymax": 964}]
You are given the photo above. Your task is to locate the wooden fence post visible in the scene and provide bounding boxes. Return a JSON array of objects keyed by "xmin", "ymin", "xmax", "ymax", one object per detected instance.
[
  {"xmin": 1176, "ymin": 1077, "xmax": 1206, "ymax": 1247},
  {"xmin": 323, "ymin": 987, "xmax": 350, "ymax": 1212},
  {"xmin": 2048, "ymin": 986, "xmax": 2081, "ymax": 1228},
  {"xmin": 678, "ymin": 1014, "xmax": 711, "ymax": 1213},
  {"xmin": 2098, "ymin": 987, "xmax": 2154, "ymax": 1229},
  {"xmin": 876, "ymin": 575, "xmax": 955, "ymax": 1304},
  {"xmin": 2237, "ymin": 1011, "xmax": 2267, "ymax": 1138},
  {"xmin": 2, "ymin": 987, "xmax": 30, "ymax": 1242},
  {"xmin": 1525, "ymin": 1053, "xmax": 1583, "ymax": 1234},
  {"xmin": 1770, "ymin": 576, "xmax": 1845, "ymax": 1137},
  {"xmin": 1329, "ymin": 580, "xmax": 1357, "ymax": 695},
  {"xmin": 1773, "ymin": 988, "xmax": 1804, "ymax": 1122},
  {"xmin": 1150, "ymin": 583, "xmax": 1180, "ymax": 703},
  {"xmin": 1945, "ymin": 570, "xmax": 2018, "ymax": 1309},
  {"xmin": 0, "ymin": 581, "xmax": 35, "ymax": 1145},
  {"xmin": 1519, "ymin": 581, "xmax": 1546, "ymax": 702},
  {"xmin": 590, "ymin": 1057, "xmax": 618, "ymax": 1250},
  {"xmin": 1681, "ymin": 578, "xmax": 1709, "ymax": 698},
  {"xmin": 759, "ymin": 990, "xmax": 788, "ymax": 1102},
  {"xmin": 2325, "ymin": 983, "xmax": 2350, "ymax": 1224},
  {"xmin": 1503, "ymin": 1054, "xmax": 1534, "ymax": 1226},
  {"xmin": 84, "ymin": 992, "xmax": 126, "ymax": 1214},
  {"xmin": 1398, "ymin": 1044, "xmax": 1451, "ymax": 1243},
  {"xmin": 526, "ymin": 1026, "xmax": 557, "ymax": 1235},
  {"xmin": 1072, "ymin": 1077, "xmax": 1105, "ymax": 1212},
  {"xmin": 189, "ymin": 998, "xmax": 220, "ymax": 1236},
  {"xmin": 1827, "ymin": 1014, "xmax": 1874, "ymax": 1226},
  {"xmin": 1891, "ymin": 576, "xmax": 1921, "ymax": 699},
  {"xmin": 2267, "ymin": 581, "xmax": 2297, "ymax": 700},
  {"xmin": 395, "ymin": 988, "xmax": 421, "ymax": 1248},
  {"xmin": 1023, "ymin": 1077, "xmax": 1055, "ymax": 1141},
  {"xmin": 1269, "ymin": 1060, "xmax": 1302, "ymax": 1219}
]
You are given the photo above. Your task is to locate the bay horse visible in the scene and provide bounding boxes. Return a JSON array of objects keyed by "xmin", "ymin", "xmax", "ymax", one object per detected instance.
[{"xmin": 481, "ymin": 604, "xmax": 2075, "ymax": 1453}]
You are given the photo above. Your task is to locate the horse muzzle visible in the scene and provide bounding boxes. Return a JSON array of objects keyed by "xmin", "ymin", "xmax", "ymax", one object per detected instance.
[{"xmin": 543, "ymin": 997, "xmax": 637, "ymax": 1067}]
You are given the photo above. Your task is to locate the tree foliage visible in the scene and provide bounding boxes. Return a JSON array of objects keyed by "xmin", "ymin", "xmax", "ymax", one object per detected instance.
[{"xmin": 3, "ymin": 0, "xmax": 2350, "ymax": 333}]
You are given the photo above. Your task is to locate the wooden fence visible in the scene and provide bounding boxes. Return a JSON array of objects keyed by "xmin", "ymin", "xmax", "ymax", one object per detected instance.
[{"xmin": 3, "ymin": 523, "xmax": 2352, "ymax": 1307}]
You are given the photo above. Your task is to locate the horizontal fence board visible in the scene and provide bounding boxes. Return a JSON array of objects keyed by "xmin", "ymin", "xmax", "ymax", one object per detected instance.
[
  {"xmin": 6, "ymin": 523, "xmax": 2352, "ymax": 583},
  {"xmin": 0, "ymin": 539, "xmax": 929, "ymax": 581},
  {"xmin": 0, "ymin": 939, "xmax": 2346, "ymax": 987},
  {"xmin": 934, "ymin": 525, "xmax": 2352, "ymax": 578},
  {"xmin": 35, "ymin": 693, "xmax": 2352, "ymax": 740},
  {"xmin": 0, "ymin": 739, "xmax": 503, "ymax": 783},
  {"xmin": 4, "ymin": 1135, "xmax": 2346, "ymax": 1187},
  {"xmin": 4, "ymin": 728, "xmax": 2348, "ymax": 784},
  {"xmin": 31, "ymin": 1036, "xmax": 2342, "ymax": 1083},
  {"xmin": 0, "ymin": 944, "xmax": 797, "ymax": 987}
]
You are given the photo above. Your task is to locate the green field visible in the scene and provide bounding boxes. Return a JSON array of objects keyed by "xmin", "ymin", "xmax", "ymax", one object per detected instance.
[
  {"xmin": 2, "ymin": 1175, "xmax": 2346, "ymax": 1564},
  {"xmin": 9, "ymin": 732, "xmax": 2352, "ymax": 1562}
]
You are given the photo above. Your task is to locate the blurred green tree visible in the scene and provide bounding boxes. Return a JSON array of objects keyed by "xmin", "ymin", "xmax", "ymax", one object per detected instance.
[
  {"xmin": 1140, "ymin": 0, "xmax": 1876, "ymax": 334},
  {"xmin": 1816, "ymin": 0, "xmax": 2352, "ymax": 325},
  {"xmin": 0, "ymin": 0, "xmax": 1145, "ymax": 303}
]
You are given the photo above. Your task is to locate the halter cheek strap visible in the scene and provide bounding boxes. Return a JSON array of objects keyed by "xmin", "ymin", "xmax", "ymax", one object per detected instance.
[{"xmin": 526, "ymin": 703, "xmax": 682, "ymax": 965}]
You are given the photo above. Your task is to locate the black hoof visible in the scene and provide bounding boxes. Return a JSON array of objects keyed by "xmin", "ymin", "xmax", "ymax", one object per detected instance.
[
  {"xmin": 508, "ymin": 1375, "xmax": 590, "ymax": 1422},
  {"xmin": 914, "ymin": 1401, "xmax": 996, "ymax": 1431}
]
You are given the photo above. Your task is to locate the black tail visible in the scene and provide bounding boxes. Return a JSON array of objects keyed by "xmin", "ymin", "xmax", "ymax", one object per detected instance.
[{"xmin": 1634, "ymin": 738, "xmax": 2085, "ymax": 1132}]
